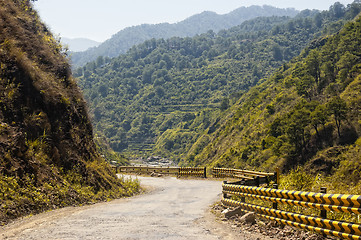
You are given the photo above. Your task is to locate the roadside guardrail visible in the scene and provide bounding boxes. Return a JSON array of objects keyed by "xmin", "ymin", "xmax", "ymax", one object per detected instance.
[
  {"xmin": 118, "ymin": 166, "xmax": 179, "ymax": 175},
  {"xmin": 178, "ymin": 167, "xmax": 207, "ymax": 178},
  {"xmin": 222, "ymin": 181, "xmax": 361, "ymax": 239},
  {"xmin": 118, "ymin": 166, "xmax": 207, "ymax": 178},
  {"xmin": 117, "ymin": 166, "xmax": 277, "ymax": 181},
  {"xmin": 212, "ymin": 167, "xmax": 279, "ymax": 186}
]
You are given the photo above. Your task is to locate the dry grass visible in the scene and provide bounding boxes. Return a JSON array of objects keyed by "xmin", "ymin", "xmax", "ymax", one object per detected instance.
[{"xmin": 0, "ymin": 0, "xmax": 140, "ymax": 225}]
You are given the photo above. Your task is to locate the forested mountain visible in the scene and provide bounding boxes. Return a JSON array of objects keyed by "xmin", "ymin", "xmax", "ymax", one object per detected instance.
[
  {"xmin": 183, "ymin": 2, "xmax": 361, "ymax": 192},
  {"xmin": 76, "ymin": 2, "xmax": 360, "ymax": 162},
  {"xmin": 71, "ymin": 5, "xmax": 298, "ymax": 67},
  {"xmin": 0, "ymin": 0, "xmax": 138, "ymax": 224}
]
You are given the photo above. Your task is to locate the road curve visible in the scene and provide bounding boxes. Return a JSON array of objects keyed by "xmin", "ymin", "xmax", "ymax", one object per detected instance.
[{"xmin": 0, "ymin": 176, "xmax": 266, "ymax": 240}]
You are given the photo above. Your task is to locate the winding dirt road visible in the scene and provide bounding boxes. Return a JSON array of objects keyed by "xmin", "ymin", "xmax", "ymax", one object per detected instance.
[{"xmin": 0, "ymin": 176, "xmax": 268, "ymax": 240}]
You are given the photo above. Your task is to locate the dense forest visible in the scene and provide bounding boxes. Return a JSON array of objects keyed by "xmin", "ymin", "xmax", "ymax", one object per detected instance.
[
  {"xmin": 187, "ymin": 8, "xmax": 361, "ymax": 168},
  {"xmin": 76, "ymin": 2, "xmax": 360, "ymax": 166},
  {"xmin": 0, "ymin": 0, "xmax": 138, "ymax": 224},
  {"xmin": 71, "ymin": 5, "xmax": 298, "ymax": 67},
  {"xmin": 186, "ymin": 3, "xmax": 361, "ymax": 193}
]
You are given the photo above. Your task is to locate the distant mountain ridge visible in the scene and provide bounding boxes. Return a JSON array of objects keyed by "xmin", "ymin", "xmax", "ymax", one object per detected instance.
[
  {"xmin": 62, "ymin": 37, "xmax": 100, "ymax": 52},
  {"xmin": 71, "ymin": 5, "xmax": 298, "ymax": 67}
]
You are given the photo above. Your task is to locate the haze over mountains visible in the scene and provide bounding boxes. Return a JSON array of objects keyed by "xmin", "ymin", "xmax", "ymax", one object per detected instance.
[
  {"xmin": 62, "ymin": 37, "xmax": 101, "ymax": 52},
  {"xmin": 70, "ymin": 5, "xmax": 299, "ymax": 67}
]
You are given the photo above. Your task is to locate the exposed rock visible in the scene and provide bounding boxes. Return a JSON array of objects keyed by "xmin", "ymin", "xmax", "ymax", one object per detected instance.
[
  {"xmin": 257, "ymin": 220, "xmax": 266, "ymax": 227},
  {"xmin": 240, "ymin": 212, "xmax": 256, "ymax": 224},
  {"xmin": 223, "ymin": 207, "xmax": 245, "ymax": 218},
  {"xmin": 213, "ymin": 202, "xmax": 330, "ymax": 240}
]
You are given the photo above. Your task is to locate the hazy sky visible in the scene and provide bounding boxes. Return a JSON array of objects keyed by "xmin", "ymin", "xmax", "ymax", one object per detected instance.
[{"xmin": 33, "ymin": 0, "xmax": 355, "ymax": 42}]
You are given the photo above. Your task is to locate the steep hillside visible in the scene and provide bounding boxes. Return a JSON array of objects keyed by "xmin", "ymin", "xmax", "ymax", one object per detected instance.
[
  {"xmin": 186, "ymin": 4, "xmax": 361, "ymax": 189},
  {"xmin": 0, "ymin": 0, "xmax": 138, "ymax": 225},
  {"xmin": 71, "ymin": 5, "xmax": 298, "ymax": 67},
  {"xmin": 76, "ymin": 3, "xmax": 359, "ymax": 160}
]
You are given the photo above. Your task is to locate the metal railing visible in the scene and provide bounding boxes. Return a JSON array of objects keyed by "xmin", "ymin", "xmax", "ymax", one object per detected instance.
[
  {"xmin": 212, "ymin": 167, "xmax": 279, "ymax": 186},
  {"xmin": 117, "ymin": 166, "xmax": 277, "ymax": 181},
  {"xmin": 118, "ymin": 166, "xmax": 207, "ymax": 178},
  {"xmin": 222, "ymin": 182, "xmax": 361, "ymax": 240},
  {"xmin": 118, "ymin": 166, "xmax": 179, "ymax": 175},
  {"xmin": 178, "ymin": 167, "xmax": 207, "ymax": 178}
]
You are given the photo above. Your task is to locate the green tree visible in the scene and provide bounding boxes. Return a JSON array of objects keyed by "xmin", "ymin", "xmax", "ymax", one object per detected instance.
[
  {"xmin": 310, "ymin": 104, "xmax": 328, "ymax": 138},
  {"xmin": 305, "ymin": 50, "xmax": 321, "ymax": 84},
  {"xmin": 98, "ymin": 84, "xmax": 108, "ymax": 97},
  {"xmin": 96, "ymin": 56, "xmax": 104, "ymax": 67},
  {"xmin": 272, "ymin": 45, "xmax": 283, "ymax": 61},
  {"xmin": 327, "ymin": 96, "xmax": 348, "ymax": 137},
  {"xmin": 269, "ymin": 117, "xmax": 284, "ymax": 138},
  {"xmin": 314, "ymin": 13, "xmax": 323, "ymax": 28},
  {"xmin": 296, "ymin": 75, "xmax": 314, "ymax": 100},
  {"xmin": 336, "ymin": 51, "xmax": 357, "ymax": 82},
  {"xmin": 286, "ymin": 107, "xmax": 311, "ymax": 154},
  {"xmin": 329, "ymin": 2, "xmax": 346, "ymax": 19},
  {"xmin": 321, "ymin": 61, "xmax": 335, "ymax": 84},
  {"xmin": 142, "ymin": 67, "xmax": 154, "ymax": 84},
  {"xmin": 220, "ymin": 97, "xmax": 230, "ymax": 110}
]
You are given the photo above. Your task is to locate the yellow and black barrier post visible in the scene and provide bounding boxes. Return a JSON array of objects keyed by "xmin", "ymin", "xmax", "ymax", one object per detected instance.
[
  {"xmin": 274, "ymin": 167, "xmax": 280, "ymax": 185},
  {"xmin": 223, "ymin": 181, "xmax": 228, "ymax": 199},
  {"xmin": 272, "ymin": 184, "xmax": 278, "ymax": 210},
  {"xmin": 320, "ymin": 187, "xmax": 327, "ymax": 219},
  {"xmin": 240, "ymin": 180, "xmax": 246, "ymax": 203}
]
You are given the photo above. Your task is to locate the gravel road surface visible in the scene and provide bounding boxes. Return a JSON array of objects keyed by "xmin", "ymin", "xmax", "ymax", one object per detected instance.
[{"xmin": 0, "ymin": 176, "xmax": 268, "ymax": 240}]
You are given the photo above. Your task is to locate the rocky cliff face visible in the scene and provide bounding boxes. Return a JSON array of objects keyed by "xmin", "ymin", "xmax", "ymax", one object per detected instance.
[{"xmin": 0, "ymin": 0, "xmax": 137, "ymax": 224}]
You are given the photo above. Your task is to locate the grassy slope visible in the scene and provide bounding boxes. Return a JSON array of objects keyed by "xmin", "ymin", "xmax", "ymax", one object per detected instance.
[
  {"xmin": 152, "ymin": 5, "xmax": 361, "ymax": 163},
  {"xmin": 189, "ymin": 14, "xmax": 361, "ymax": 192},
  {"xmin": 0, "ymin": 0, "xmax": 139, "ymax": 225}
]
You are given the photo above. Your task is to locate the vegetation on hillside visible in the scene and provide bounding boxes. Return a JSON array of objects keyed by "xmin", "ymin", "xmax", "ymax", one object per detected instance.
[
  {"xmin": 94, "ymin": 134, "xmax": 129, "ymax": 166},
  {"xmin": 76, "ymin": 3, "xmax": 359, "ymax": 163},
  {"xmin": 71, "ymin": 5, "xmax": 298, "ymax": 67},
  {"xmin": 0, "ymin": 0, "xmax": 139, "ymax": 225},
  {"xmin": 186, "ymin": 2, "xmax": 361, "ymax": 192}
]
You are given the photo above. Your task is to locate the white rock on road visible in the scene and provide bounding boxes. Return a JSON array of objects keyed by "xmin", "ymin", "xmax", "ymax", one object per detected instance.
[{"xmin": 0, "ymin": 176, "xmax": 269, "ymax": 240}]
